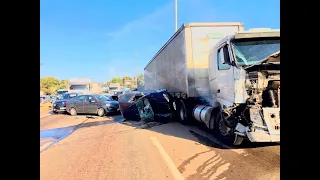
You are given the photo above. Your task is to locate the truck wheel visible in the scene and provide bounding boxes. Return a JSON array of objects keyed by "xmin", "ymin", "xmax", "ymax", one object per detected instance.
[
  {"xmin": 176, "ymin": 99, "xmax": 189, "ymax": 124},
  {"xmin": 214, "ymin": 111, "xmax": 243, "ymax": 146},
  {"xmin": 209, "ymin": 107, "xmax": 220, "ymax": 130}
]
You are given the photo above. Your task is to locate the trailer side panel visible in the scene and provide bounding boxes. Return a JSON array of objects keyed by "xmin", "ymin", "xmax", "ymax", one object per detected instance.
[{"xmin": 144, "ymin": 29, "xmax": 188, "ymax": 93}]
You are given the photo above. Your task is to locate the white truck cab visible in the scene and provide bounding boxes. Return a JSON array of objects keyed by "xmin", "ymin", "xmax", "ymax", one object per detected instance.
[{"xmin": 208, "ymin": 28, "xmax": 280, "ymax": 144}]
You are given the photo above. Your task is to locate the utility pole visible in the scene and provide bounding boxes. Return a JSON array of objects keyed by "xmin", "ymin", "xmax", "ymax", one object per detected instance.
[
  {"xmin": 136, "ymin": 51, "xmax": 138, "ymax": 88},
  {"xmin": 175, "ymin": 0, "xmax": 178, "ymax": 32}
]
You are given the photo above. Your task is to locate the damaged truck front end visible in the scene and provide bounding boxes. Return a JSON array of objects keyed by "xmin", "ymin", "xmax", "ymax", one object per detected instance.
[
  {"xmin": 230, "ymin": 52, "xmax": 280, "ymax": 143},
  {"xmin": 220, "ymin": 34, "xmax": 280, "ymax": 144}
]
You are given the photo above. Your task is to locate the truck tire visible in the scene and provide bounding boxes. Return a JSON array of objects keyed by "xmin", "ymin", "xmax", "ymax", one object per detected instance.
[
  {"xmin": 209, "ymin": 107, "xmax": 220, "ymax": 130},
  {"xmin": 176, "ymin": 99, "xmax": 189, "ymax": 124},
  {"xmin": 214, "ymin": 111, "xmax": 243, "ymax": 146}
]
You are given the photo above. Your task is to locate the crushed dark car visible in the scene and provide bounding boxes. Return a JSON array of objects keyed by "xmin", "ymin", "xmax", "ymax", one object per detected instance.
[
  {"xmin": 118, "ymin": 90, "xmax": 175, "ymax": 122},
  {"xmin": 111, "ymin": 88, "xmax": 138, "ymax": 101}
]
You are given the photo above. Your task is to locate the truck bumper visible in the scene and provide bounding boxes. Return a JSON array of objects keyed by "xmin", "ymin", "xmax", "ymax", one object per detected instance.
[
  {"xmin": 235, "ymin": 122, "xmax": 280, "ymax": 143},
  {"xmin": 246, "ymin": 130, "xmax": 280, "ymax": 143},
  {"xmin": 245, "ymin": 107, "xmax": 280, "ymax": 143}
]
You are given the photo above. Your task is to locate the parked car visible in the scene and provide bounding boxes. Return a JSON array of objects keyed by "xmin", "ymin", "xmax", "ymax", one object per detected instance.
[
  {"xmin": 53, "ymin": 92, "xmax": 80, "ymax": 114},
  {"xmin": 40, "ymin": 95, "xmax": 50, "ymax": 104},
  {"xmin": 66, "ymin": 94, "xmax": 120, "ymax": 117}
]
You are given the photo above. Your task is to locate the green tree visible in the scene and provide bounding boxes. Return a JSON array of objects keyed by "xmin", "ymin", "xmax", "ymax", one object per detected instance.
[
  {"xmin": 137, "ymin": 74, "xmax": 144, "ymax": 86},
  {"xmin": 56, "ymin": 80, "xmax": 69, "ymax": 90},
  {"xmin": 123, "ymin": 76, "xmax": 132, "ymax": 80},
  {"xmin": 110, "ymin": 77, "xmax": 123, "ymax": 83},
  {"xmin": 40, "ymin": 77, "xmax": 60, "ymax": 95}
]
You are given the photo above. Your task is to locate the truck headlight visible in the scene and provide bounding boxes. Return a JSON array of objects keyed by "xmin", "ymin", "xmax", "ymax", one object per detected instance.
[
  {"xmin": 106, "ymin": 104, "xmax": 110, "ymax": 107},
  {"xmin": 249, "ymin": 108, "xmax": 264, "ymax": 125}
]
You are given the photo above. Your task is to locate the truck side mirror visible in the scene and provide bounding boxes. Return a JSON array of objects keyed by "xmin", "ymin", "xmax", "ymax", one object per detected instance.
[{"xmin": 222, "ymin": 46, "xmax": 231, "ymax": 65}]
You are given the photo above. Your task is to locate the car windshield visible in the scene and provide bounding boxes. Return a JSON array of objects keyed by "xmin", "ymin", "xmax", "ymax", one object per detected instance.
[
  {"xmin": 94, "ymin": 95, "xmax": 111, "ymax": 101},
  {"xmin": 59, "ymin": 93, "xmax": 78, "ymax": 100},
  {"xmin": 231, "ymin": 38, "xmax": 280, "ymax": 66}
]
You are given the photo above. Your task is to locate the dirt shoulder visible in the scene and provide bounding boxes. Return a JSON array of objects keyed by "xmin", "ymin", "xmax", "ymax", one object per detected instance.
[{"xmin": 40, "ymin": 102, "xmax": 51, "ymax": 113}]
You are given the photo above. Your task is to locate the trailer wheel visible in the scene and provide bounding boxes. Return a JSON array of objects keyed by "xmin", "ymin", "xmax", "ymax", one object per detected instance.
[
  {"xmin": 214, "ymin": 111, "xmax": 243, "ymax": 146},
  {"xmin": 176, "ymin": 99, "xmax": 189, "ymax": 124}
]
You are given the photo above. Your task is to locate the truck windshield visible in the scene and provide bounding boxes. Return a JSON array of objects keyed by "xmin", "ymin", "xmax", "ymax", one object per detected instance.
[
  {"xmin": 231, "ymin": 38, "xmax": 280, "ymax": 66},
  {"xmin": 70, "ymin": 85, "xmax": 88, "ymax": 90}
]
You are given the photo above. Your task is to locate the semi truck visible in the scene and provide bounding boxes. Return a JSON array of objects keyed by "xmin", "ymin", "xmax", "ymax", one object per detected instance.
[
  {"xmin": 144, "ymin": 22, "xmax": 280, "ymax": 146},
  {"xmin": 68, "ymin": 78, "xmax": 100, "ymax": 94},
  {"xmin": 108, "ymin": 83, "xmax": 121, "ymax": 95}
]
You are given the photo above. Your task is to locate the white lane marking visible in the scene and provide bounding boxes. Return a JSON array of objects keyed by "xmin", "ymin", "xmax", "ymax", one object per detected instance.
[
  {"xmin": 150, "ymin": 136, "xmax": 185, "ymax": 180},
  {"xmin": 40, "ymin": 142, "xmax": 54, "ymax": 152}
]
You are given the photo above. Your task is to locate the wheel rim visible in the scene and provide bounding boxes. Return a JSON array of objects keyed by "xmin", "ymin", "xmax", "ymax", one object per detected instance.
[
  {"xmin": 71, "ymin": 109, "xmax": 76, "ymax": 115},
  {"xmin": 98, "ymin": 109, "xmax": 104, "ymax": 116},
  {"xmin": 180, "ymin": 108, "xmax": 185, "ymax": 120}
]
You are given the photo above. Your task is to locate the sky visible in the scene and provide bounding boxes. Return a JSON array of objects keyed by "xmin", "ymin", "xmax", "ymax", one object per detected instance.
[{"xmin": 40, "ymin": 0, "xmax": 280, "ymax": 83}]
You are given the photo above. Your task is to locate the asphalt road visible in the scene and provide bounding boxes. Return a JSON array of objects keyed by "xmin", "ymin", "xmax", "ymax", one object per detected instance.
[{"xmin": 40, "ymin": 113, "xmax": 280, "ymax": 180}]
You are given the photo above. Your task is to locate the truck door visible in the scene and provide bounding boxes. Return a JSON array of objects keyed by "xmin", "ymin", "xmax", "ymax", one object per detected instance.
[{"xmin": 212, "ymin": 44, "xmax": 235, "ymax": 106}]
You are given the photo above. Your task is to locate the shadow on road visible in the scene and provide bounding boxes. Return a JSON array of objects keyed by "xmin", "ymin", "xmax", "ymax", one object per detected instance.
[
  {"xmin": 120, "ymin": 119, "xmax": 279, "ymax": 150},
  {"xmin": 119, "ymin": 119, "xmax": 280, "ymax": 180}
]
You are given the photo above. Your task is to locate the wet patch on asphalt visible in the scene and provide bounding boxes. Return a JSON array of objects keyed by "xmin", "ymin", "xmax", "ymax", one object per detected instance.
[{"xmin": 40, "ymin": 116, "xmax": 125, "ymax": 153}]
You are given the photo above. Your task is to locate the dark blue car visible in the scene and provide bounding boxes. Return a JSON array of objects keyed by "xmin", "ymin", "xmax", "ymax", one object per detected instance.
[
  {"xmin": 66, "ymin": 94, "xmax": 120, "ymax": 117},
  {"xmin": 53, "ymin": 92, "xmax": 80, "ymax": 114}
]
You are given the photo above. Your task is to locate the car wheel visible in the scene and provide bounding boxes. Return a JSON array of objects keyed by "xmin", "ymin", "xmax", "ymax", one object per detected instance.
[
  {"xmin": 97, "ymin": 108, "xmax": 105, "ymax": 117},
  {"xmin": 53, "ymin": 111, "xmax": 58, "ymax": 114},
  {"xmin": 70, "ymin": 108, "xmax": 77, "ymax": 116}
]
